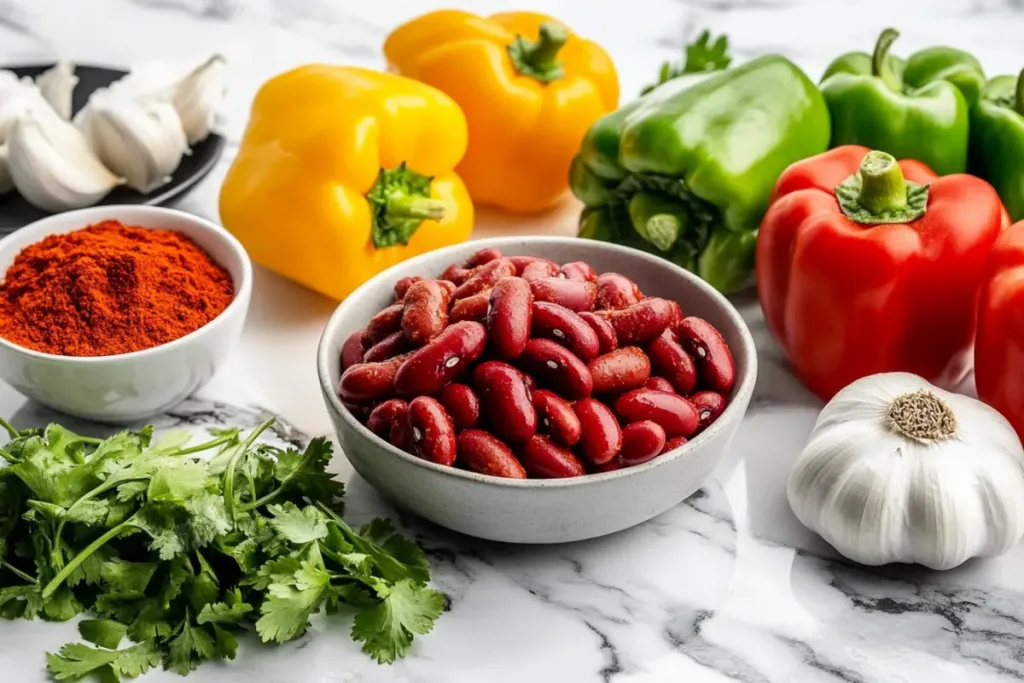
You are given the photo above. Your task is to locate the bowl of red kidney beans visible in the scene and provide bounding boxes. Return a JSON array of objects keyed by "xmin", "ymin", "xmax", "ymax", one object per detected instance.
[{"xmin": 317, "ymin": 237, "xmax": 757, "ymax": 543}]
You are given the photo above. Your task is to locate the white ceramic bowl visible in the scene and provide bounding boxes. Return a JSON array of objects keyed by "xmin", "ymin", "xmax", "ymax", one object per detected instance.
[
  {"xmin": 317, "ymin": 237, "xmax": 757, "ymax": 543},
  {"xmin": 0, "ymin": 205, "xmax": 252, "ymax": 423}
]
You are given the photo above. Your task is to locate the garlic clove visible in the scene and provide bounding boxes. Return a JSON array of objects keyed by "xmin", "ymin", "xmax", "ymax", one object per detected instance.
[
  {"xmin": 172, "ymin": 54, "xmax": 227, "ymax": 144},
  {"xmin": 0, "ymin": 143, "xmax": 13, "ymax": 195},
  {"xmin": 8, "ymin": 112, "xmax": 123, "ymax": 212},
  {"xmin": 81, "ymin": 91, "xmax": 187, "ymax": 193},
  {"xmin": 35, "ymin": 61, "xmax": 78, "ymax": 120},
  {"xmin": 0, "ymin": 81, "xmax": 50, "ymax": 144}
]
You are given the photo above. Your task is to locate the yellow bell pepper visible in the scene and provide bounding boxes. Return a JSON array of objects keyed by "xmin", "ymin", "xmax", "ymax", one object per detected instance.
[
  {"xmin": 384, "ymin": 11, "xmax": 619, "ymax": 214},
  {"xmin": 219, "ymin": 65, "xmax": 473, "ymax": 301}
]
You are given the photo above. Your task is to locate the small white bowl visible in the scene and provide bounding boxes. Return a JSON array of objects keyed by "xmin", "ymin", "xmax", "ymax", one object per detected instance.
[
  {"xmin": 0, "ymin": 205, "xmax": 252, "ymax": 423},
  {"xmin": 317, "ymin": 237, "xmax": 757, "ymax": 544}
]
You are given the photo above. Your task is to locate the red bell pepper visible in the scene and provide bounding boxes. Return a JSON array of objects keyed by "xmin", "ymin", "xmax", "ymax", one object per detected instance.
[
  {"xmin": 757, "ymin": 145, "xmax": 1006, "ymax": 401},
  {"xmin": 976, "ymin": 220, "xmax": 1024, "ymax": 440}
]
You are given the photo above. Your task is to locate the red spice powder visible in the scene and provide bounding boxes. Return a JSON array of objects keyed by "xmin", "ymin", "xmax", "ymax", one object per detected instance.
[{"xmin": 0, "ymin": 220, "xmax": 235, "ymax": 357}]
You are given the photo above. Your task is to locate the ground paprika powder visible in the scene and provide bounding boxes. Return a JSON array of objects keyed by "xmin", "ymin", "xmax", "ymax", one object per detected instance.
[{"xmin": 0, "ymin": 220, "xmax": 235, "ymax": 356}]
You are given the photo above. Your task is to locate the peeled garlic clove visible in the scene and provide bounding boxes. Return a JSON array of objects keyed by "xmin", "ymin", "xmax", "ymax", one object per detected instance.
[
  {"xmin": 82, "ymin": 92, "xmax": 187, "ymax": 193},
  {"xmin": 35, "ymin": 61, "xmax": 78, "ymax": 120},
  {"xmin": 8, "ymin": 113, "xmax": 122, "ymax": 212},
  {"xmin": 0, "ymin": 144, "xmax": 13, "ymax": 195},
  {"xmin": 172, "ymin": 54, "xmax": 226, "ymax": 144},
  {"xmin": 0, "ymin": 81, "xmax": 49, "ymax": 143}
]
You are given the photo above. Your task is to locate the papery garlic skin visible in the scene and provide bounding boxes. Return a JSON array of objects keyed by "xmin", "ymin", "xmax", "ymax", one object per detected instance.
[
  {"xmin": 80, "ymin": 92, "xmax": 187, "ymax": 193},
  {"xmin": 172, "ymin": 55, "xmax": 226, "ymax": 144},
  {"xmin": 0, "ymin": 144, "xmax": 13, "ymax": 194},
  {"xmin": 35, "ymin": 61, "xmax": 78, "ymax": 120},
  {"xmin": 788, "ymin": 372, "xmax": 1024, "ymax": 570},
  {"xmin": 8, "ymin": 113, "xmax": 122, "ymax": 211}
]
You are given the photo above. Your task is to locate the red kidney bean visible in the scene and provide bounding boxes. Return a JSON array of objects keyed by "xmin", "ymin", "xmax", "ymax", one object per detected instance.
[
  {"xmin": 509, "ymin": 255, "xmax": 557, "ymax": 275},
  {"xmin": 521, "ymin": 260, "xmax": 561, "ymax": 282},
  {"xmin": 588, "ymin": 347, "xmax": 652, "ymax": 394},
  {"xmin": 363, "ymin": 303, "xmax": 404, "ymax": 347},
  {"xmin": 389, "ymin": 419, "xmax": 414, "ymax": 452},
  {"xmin": 401, "ymin": 280, "xmax": 451, "ymax": 345},
  {"xmin": 341, "ymin": 330, "xmax": 366, "ymax": 370},
  {"xmin": 614, "ymin": 389, "xmax": 698, "ymax": 437},
  {"xmin": 465, "ymin": 247, "xmax": 503, "ymax": 268},
  {"xmin": 363, "ymin": 331, "xmax": 409, "ymax": 363},
  {"xmin": 521, "ymin": 371, "xmax": 536, "ymax": 399},
  {"xmin": 619, "ymin": 421, "xmax": 667, "ymax": 466},
  {"xmin": 454, "ymin": 258, "xmax": 516, "ymax": 299},
  {"xmin": 532, "ymin": 389, "xmax": 582, "ymax": 447},
  {"xmin": 366, "ymin": 399, "xmax": 409, "ymax": 438},
  {"xmin": 529, "ymin": 278, "xmax": 597, "ymax": 312},
  {"xmin": 559, "ymin": 261, "xmax": 597, "ymax": 282},
  {"xmin": 690, "ymin": 390, "xmax": 727, "ymax": 433},
  {"xmin": 573, "ymin": 398, "xmax": 622, "ymax": 465},
  {"xmin": 441, "ymin": 264, "xmax": 472, "ymax": 285},
  {"xmin": 596, "ymin": 298, "xmax": 674, "ymax": 345},
  {"xmin": 677, "ymin": 317, "xmax": 736, "ymax": 392},
  {"xmin": 393, "ymin": 321, "xmax": 487, "ymax": 396},
  {"xmin": 394, "ymin": 276, "xmax": 423, "ymax": 302},
  {"xmin": 487, "ymin": 277, "xmax": 533, "ymax": 359},
  {"xmin": 342, "ymin": 400, "xmax": 372, "ymax": 422},
  {"xmin": 661, "ymin": 436, "xmax": 689, "ymax": 454},
  {"xmin": 437, "ymin": 280, "xmax": 457, "ymax": 298},
  {"xmin": 519, "ymin": 338, "xmax": 593, "ymax": 399},
  {"xmin": 339, "ymin": 353, "xmax": 409, "ymax": 403},
  {"xmin": 644, "ymin": 376, "xmax": 676, "ymax": 393},
  {"xmin": 520, "ymin": 435, "xmax": 586, "ymax": 478},
  {"xmin": 473, "ymin": 361, "xmax": 537, "ymax": 443},
  {"xmin": 450, "ymin": 293, "xmax": 490, "ymax": 323},
  {"xmin": 647, "ymin": 329, "xmax": 698, "ymax": 395},
  {"xmin": 407, "ymin": 397, "xmax": 457, "ymax": 466},
  {"xmin": 578, "ymin": 311, "xmax": 618, "ymax": 354},
  {"xmin": 437, "ymin": 383, "xmax": 480, "ymax": 430},
  {"xmin": 591, "ymin": 458, "xmax": 623, "ymax": 473},
  {"xmin": 596, "ymin": 273, "xmax": 642, "ymax": 310},
  {"xmin": 667, "ymin": 300, "xmax": 684, "ymax": 334},
  {"xmin": 457, "ymin": 430, "xmax": 527, "ymax": 479},
  {"xmin": 531, "ymin": 302, "xmax": 600, "ymax": 361}
]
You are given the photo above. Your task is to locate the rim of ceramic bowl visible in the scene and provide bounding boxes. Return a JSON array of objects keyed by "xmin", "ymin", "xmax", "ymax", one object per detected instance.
[
  {"xmin": 317, "ymin": 236, "xmax": 758, "ymax": 489},
  {"xmin": 0, "ymin": 204, "xmax": 253, "ymax": 363}
]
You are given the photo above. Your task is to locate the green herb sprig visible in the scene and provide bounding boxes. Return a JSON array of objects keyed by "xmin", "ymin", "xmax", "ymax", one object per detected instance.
[
  {"xmin": 641, "ymin": 29, "xmax": 732, "ymax": 95},
  {"xmin": 0, "ymin": 419, "xmax": 443, "ymax": 680}
]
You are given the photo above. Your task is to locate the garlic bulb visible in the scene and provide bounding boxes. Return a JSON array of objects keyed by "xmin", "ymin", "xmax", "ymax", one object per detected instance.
[
  {"xmin": 78, "ymin": 91, "xmax": 187, "ymax": 193},
  {"xmin": 0, "ymin": 144, "xmax": 12, "ymax": 194},
  {"xmin": 788, "ymin": 373, "xmax": 1024, "ymax": 570},
  {"xmin": 7, "ymin": 112, "xmax": 123, "ymax": 212},
  {"xmin": 35, "ymin": 61, "xmax": 78, "ymax": 120},
  {"xmin": 171, "ymin": 55, "xmax": 226, "ymax": 144}
]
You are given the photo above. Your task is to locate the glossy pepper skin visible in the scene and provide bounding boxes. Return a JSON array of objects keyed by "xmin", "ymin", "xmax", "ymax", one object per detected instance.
[
  {"xmin": 384, "ymin": 11, "xmax": 618, "ymax": 214},
  {"xmin": 570, "ymin": 55, "xmax": 829, "ymax": 294},
  {"xmin": 820, "ymin": 29, "xmax": 977, "ymax": 176},
  {"xmin": 757, "ymin": 145, "xmax": 1006, "ymax": 401},
  {"xmin": 976, "ymin": 221, "xmax": 1024, "ymax": 441},
  {"xmin": 970, "ymin": 70, "xmax": 1024, "ymax": 221},
  {"xmin": 219, "ymin": 66, "xmax": 473, "ymax": 301}
]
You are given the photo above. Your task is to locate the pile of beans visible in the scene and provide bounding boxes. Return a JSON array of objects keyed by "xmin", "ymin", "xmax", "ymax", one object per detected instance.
[{"xmin": 338, "ymin": 248, "xmax": 736, "ymax": 479}]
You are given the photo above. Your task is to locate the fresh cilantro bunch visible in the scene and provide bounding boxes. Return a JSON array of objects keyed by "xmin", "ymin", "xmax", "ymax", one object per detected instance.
[
  {"xmin": 640, "ymin": 29, "xmax": 732, "ymax": 95},
  {"xmin": 0, "ymin": 418, "xmax": 444, "ymax": 680}
]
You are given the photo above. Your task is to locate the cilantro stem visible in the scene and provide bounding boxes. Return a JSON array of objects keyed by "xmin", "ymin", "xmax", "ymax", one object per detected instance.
[
  {"xmin": 238, "ymin": 439, "xmax": 316, "ymax": 513},
  {"xmin": 0, "ymin": 448, "xmax": 15, "ymax": 463},
  {"xmin": 42, "ymin": 516, "xmax": 137, "ymax": 599},
  {"xmin": 176, "ymin": 429, "xmax": 240, "ymax": 456},
  {"xmin": 53, "ymin": 473, "xmax": 150, "ymax": 561},
  {"xmin": 0, "ymin": 559, "xmax": 37, "ymax": 584},
  {"xmin": 0, "ymin": 418, "xmax": 19, "ymax": 439},
  {"xmin": 222, "ymin": 419, "xmax": 275, "ymax": 523}
]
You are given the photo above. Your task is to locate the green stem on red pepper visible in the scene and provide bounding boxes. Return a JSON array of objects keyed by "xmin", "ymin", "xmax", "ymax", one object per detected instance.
[
  {"xmin": 872, "ymin": 28, "xmax": 903, "ymax": 93},
  {"xmin": 835, "ymin": 150, "xmax": 930, "ymax": 225}
]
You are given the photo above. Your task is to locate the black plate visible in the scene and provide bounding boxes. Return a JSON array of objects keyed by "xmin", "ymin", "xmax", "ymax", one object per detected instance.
[{"xmin": 0, "ymin": 63, "xmax": 225, "ymax": 233}]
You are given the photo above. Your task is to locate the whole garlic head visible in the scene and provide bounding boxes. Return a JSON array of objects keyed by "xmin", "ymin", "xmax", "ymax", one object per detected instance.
[{"xmin": 788, "ymin": 372, "xmax": 1024, "ymax": 570}]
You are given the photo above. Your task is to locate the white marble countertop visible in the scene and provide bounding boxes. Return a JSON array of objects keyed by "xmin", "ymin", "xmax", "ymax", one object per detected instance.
[{"xmin": 4, "ymin": 1, "xmax": 1024, "ymax": 681}]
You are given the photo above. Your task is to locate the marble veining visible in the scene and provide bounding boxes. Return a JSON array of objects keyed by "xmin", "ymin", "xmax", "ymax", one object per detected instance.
[{"xmin": 4, "ymin": 0, "xmax": 1024, "ymax": 680}]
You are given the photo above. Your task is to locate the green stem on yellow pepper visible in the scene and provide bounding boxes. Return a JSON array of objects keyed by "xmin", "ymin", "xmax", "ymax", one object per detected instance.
[
  {"xmin": 509, "ymin": 22, "xmax": 567, "ymax": 84},
  {"xmin": 385, "ymin": 196, "xmax": 446, "ymax": 222},
  {"xmin": 872, "ymin": 28, "xmax": 903, "ymax": 93}
]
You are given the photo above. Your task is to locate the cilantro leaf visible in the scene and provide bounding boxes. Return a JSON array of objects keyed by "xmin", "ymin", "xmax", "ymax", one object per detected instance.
[
  {"xmin": 267, "ymin": 503, "xmax": 328, "ymax": 544},
  {"xmin": 197, "ymin": 589, "xmax": 253, "ymax": 625},
  {"xmin": 255, "ymin": 560, "xmax": 331, "ymax": 643},
  {"xmin": 0, "ymin": 584, "xmax": 43, "ymax": 619},
  {"xmin": 351, "ymin": 580, "xmax": 445, "ymax": 664},
  {"xmin": 147, "ymin": 461, "xmax": 210, "ymax": 502},
  {"xmin": 46, "ymin": 640, "xmax": 159, "ymax": 681},
  {"xmin": 640, "ymin": 29, "xmax": 731, "ymax": 95},
  {"xmin": 270, "ymin": 438, "xmax": 344, "ymax": 505},
  {"xmin": 165, "ymin": 619, "xmax": 216, "ymax": 675},
  {"xmin": 78, "ymin": 618, "xmax": 127, "ymax": 649}
]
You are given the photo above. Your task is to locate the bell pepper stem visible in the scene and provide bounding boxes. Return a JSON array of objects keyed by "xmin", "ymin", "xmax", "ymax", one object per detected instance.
[
  {"xmin": 872, "ymin": 28, "xmax": 902, "ymax": 93},
  {"xmin": 628, "ymin": 192, "xmax": 685, "ymax": 252},
  {"xmin": 1016, "ymin": 67, "xmax": 1024, "ymax": 116},
  {"xmin": 524, "ymin": 22, "xmax": 568, "ymax": 72},
  {"xmin": 385, "ymin": 195, "xmax": 445, "ymax": 222},
  {"xmin": 858, "ymin": 151, "xmax": 908, "ymax": 215}
]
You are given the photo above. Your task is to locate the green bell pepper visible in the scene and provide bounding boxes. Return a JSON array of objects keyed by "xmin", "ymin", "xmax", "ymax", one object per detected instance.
[
  {"xmin": 970, "ymin": 69, "xmax": 1024, "ymax": 221},
  {"xmin": 569, "ymin": 55, "xmax": 829, "ymax": 294},
  {"xmin": 820, "ymin": 28, "xmax": 980, "ymax": 175}
]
